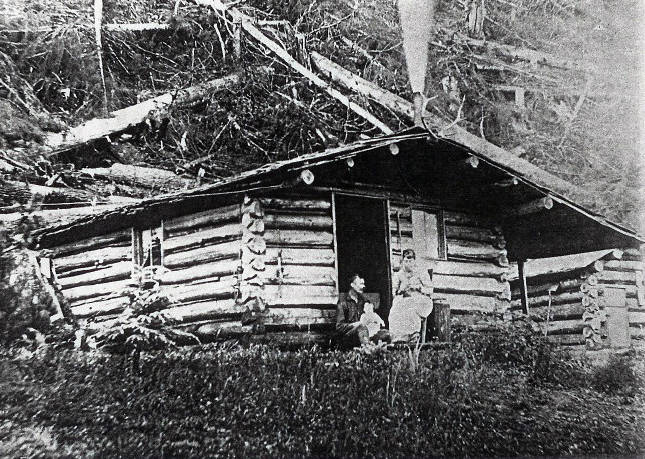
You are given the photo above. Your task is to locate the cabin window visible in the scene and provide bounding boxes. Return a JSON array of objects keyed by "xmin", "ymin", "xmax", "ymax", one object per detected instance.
[
  {"xmin": 132, "ymin": 223, "xmax": 164, "ymax": 284},
  {"xmin": 410, "ymin": 209, "xmax": 445, "ymax": 260},
  {"xmin": 391, "ymin": 203, "xmax": 445, "ymax": 261}
]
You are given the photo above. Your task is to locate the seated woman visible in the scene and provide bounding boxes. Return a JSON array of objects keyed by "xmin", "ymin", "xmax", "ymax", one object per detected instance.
[{"xmin": 388, "ymin": 249, "xmax": 434, "ymax": 343}]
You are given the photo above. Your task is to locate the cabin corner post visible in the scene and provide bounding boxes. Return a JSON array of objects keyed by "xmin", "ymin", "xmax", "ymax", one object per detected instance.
[
  {"xmin": 581, "ymin": 270, "xmax": 602, "ymax": 349},
  {"xmin": 239, "ymin": 194, "xmax": 267, "ymax": 323}
]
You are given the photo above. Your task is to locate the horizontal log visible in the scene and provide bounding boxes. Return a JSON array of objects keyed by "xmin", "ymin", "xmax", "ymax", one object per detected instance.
[
  {"xmin": 261, "ymin": 197, "xmax": 331, "ymax": 212},
  {"xmin": 265, "ymin": 265, "xmax": 336, "ymax": 287},
  {"xmin": 187, "ymin": 322, "xmax": 254, "ymax": 340},
  {"xmin": 445, "ymin": 226, "xmax": 505, "ymax": 247},
  {"xmin": 264, "ymin": 214, "xmax": 333, "ymax": 230},
  {"xmin": 250, "ymin": 331, "xmax": 331, "ymax": 346},
  {"xmin": 43, "ymin": 70, "xmax": 244, "ymax": 155},
  {"xmin": 263, "ymin": 307, "xmax": 336, "ymax": 326},
  {"xmin": 541, "ymin": 319, "xmax": 584, "ymax": 335},
  {"xmin": 511, "ymin": 291, "xmax": 584, "ymax": 309},
  {"xmin": 389, "ymin": 205, "xmax": 412, "ymax": 221},
  {"xmin": 0, "ymin": 181, "xmax": 102, "ymax": 209},
  {"xmin": 71, "ymin": 296, "xmax": 130, "ymax": 318},
  {"xmin": 597, "ymin": 270, "xmax": 640, "ymax": 285},
  {"xmin": 69, "ymin": 290, "xmax": 129, "ymax": 308},
  {"xmin": 447, "ymin": 239, "xmax": 507, "ymax": 261},
  {"xmin": 512, "ymin": 277, "xmax": 593, "ymax": 297},
  {"xmin": 162, "ymin": 299, "xmax": 244, "ymax": 322},
  {"xmin": 58, "ymin": 261, "xmax": 132, "ymax": 290},
  {"xmin": 630, "ymin": 327, "xmax": 645, "ymax": 340},
  {"xmin": 63, "ymin": 279, "xmax": 133, "ymax": 303},
  {"xmin": 434, "ymin": 294, "xmax": 500, "ymax": 313},
  {"xmin": 443, "ymin": 211, "xmax": 490, "ymax": 228},
  {"xmin": 629, "ymin": 309, "xmax": 645, "ymax": 326},
  {"xmin": 164, "ymin": 223, "xmax": 242, "ymax": 254},
  {"xmin": 80, "ymin": 164, "xmax": 193, "ymax": 191},
  {"xmin": 433, "ymin": 275, "xmax": 509, "ymax": 298},
  {"xmin": 164, "ymin": 204, "xmax": 241, "ymax": 235},
  {"xmin": 525, "ymin": 303, "xmax": 585, "ymax": 321},
  {"xmin": 265, "ymin": 247, "xmax": 335, "ymax": 267},
  {"xmin": 3, "ymin": 22, "xmax": 173, "ymax": 34},
  {"xmin": 45, "ymin": 230, "xmax": 130, "ymax": 258},
  {"xmin": 511, "ymin": 282, "xmax": 557, "ymax": 298},
  {"xmin": 158, "ymin": 259, "xmax": 240, "ymax": 285},
  {"xmin": 604, "ymin": 260, "xmax": 644, "ymax": 272},
  {"xmin": 53, "ymin": 245, "xmax": 131, "ymax": 274},
  {"xmin": 622, "ymin": 248, "xmax": 643, "ymax": 261},
  {"xmin": 163, "ymin": 240, "xmax": 239, "ymax": 269},
  {"xmin": 390, "ymin": 218, "xmax": 413, "ymax": 235},
  {"xmin": 265, "ymin": 294, "xmax": 337, "ymax": 308},
  {"xmin": 164, "ymin": 279, "xmax": 236, "ymax": 304},
  {"xmin": 265, "ymin": 229, "xmax": 334, "ymax": 247},
  {"xmin": 453, "ymin": 31, "xmax": 581, "ymax": 70},
  {"xmin": 504, "ymin": 196, "xmax": 553, "ymax": 217},
  {"xmin": 426, "ymin": 259, "xmax": 509, "ymax": 280},
  {"xmin": 546, "ymin": 334, "xmax": 586, "ymax": 345}
]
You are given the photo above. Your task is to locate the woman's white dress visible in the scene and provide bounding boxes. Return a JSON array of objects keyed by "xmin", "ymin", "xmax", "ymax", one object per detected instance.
[{"xmin": 388, "ymin": 268, "xmax": 434, "ymax": 342}]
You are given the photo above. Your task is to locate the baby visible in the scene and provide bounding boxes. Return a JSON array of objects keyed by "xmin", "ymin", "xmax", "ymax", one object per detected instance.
[{"xmin": 360, "ymin": 302, "xmax": 385, "ymax": 338}]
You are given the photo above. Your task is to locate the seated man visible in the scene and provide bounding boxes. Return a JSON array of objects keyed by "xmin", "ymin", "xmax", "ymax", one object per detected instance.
[{"xmin": 336, "ymin": 273, "xmax": 390, "ymax": 348}]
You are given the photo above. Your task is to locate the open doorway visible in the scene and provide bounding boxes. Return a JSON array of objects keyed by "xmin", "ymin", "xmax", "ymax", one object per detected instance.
[{"xmin": 335, "ymin": 194, "xmax": 391, "ymax": 323}]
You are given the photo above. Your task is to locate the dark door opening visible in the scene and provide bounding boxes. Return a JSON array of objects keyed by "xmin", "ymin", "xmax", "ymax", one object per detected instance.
[{"xmin": 335, "ymin": 194, "xmax": 391, "ymax": 323}]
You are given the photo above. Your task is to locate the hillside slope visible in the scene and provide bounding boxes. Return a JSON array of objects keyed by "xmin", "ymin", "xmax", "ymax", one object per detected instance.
[{"xmin": 0, "ymin": 0, "xmax": 642, "ymax": 229}]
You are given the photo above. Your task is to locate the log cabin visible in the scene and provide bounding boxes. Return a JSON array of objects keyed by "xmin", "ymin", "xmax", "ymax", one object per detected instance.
[
  {"xmin": 27, "ymin": 127, "xmax": 644, "ymax": 347},
  {"xmin": 509, "ymin": 248, "xmax": 645, "ymax": 350}
]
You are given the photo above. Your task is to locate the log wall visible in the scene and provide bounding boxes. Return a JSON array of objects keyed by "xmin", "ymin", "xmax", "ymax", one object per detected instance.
[
  {"xmin": 48, "ymin": 203, "xmax": 245, "ymax": 330},
  {"xmin": 389, "ymin": 204, "xmax": 510, "ymax": 315},
  {"xmin": 47, "ymin": 230, "xmax": 133, "ymax": 321},
  {"xmin": 510, "ymin": 248, "xmax": 645, "ymax": 350},
  {"xmin": 259, "ymin": 194, "xmax": 338, "ymax": 333},
  {"xmin": 154, "ymin": 203, "xmax": 244, "ymax": 333},
  {"xmin": 597, "ymin": 248, "xmax": 645, "ymax": 346}
]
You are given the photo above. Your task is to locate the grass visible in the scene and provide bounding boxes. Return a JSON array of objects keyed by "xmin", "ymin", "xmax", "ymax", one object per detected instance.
[{"xmin": 1, "ymin": 330, "xmax": 644, "ymax": 457}]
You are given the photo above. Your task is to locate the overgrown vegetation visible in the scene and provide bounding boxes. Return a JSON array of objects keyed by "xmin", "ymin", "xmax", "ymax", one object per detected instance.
[
  {"xmin": 91, "ymin": 288, "xmax": 200, "ymax": 352},
  {"xmin": 1, "ymin": 329, "xmax": 643, "ymax": 457},
  {"xmin": 0, "ymin": 0, "xmax": 642, "ymax": 225}
]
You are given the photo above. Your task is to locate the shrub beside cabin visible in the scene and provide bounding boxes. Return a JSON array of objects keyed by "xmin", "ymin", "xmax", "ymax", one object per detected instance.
[{"xmin": 30, "ymin": 128, "xmax": 644, "ymax": 349}]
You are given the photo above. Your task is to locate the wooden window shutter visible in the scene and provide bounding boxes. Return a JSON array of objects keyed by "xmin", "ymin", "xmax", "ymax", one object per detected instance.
[{"xmin": 411, "ymin": 209, "xmax": 442, "ymax": 259}]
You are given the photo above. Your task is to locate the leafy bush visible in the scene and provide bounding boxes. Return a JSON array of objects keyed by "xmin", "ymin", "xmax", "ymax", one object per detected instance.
[
  {"xmin": 1, "ymin": 331, "xmax": 643, "ymax": 457},
  {"xmin": 0, "ymin": 249, "xmax": 56, "ymax": 344},
  {"xmin": 591, "ymin": 355, "xmax": 641, "ymax": 396},
  {"xmin": 90, "ymin": 289, "xmax": 199, "ymax": 352}
]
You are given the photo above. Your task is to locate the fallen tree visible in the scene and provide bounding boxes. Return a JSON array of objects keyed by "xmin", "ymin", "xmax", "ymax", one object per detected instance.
[
  {"xmin": 42, "ymin": 70, "xmax": 246, "ymax": 156},
  {"xmin": 79, "ymin": 164, "xmax": 194, "ymax": 190},
  {"xmin": 193, "ymin": 0, "xmax": 393, "ymax": 135}
]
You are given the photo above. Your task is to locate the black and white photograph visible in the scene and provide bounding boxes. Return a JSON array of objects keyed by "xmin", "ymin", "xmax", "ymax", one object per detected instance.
[{"xmin": 0, "ymin": 0, "xmax": 643, "ymax": 456}]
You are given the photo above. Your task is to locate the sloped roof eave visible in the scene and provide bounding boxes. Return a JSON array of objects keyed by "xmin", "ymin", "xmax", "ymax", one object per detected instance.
[{"xmin": 29, "ymin": 127, "xmax": 644, "ymax": 248}]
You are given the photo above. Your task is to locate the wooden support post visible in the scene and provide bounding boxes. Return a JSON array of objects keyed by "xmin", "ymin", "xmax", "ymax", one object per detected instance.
[
  {"xmin": 233, "ymin": 16, "xmax": 242, "ymax": 60},
  {"xmin": 295, "ymin": 33, "xmax": 310, "ymax": 69},
  {"xmin": 240, "ymin": 195, "xmax": 266, "ymax": 318},
  {"xmin": 331, "ymin": 192, "xmax": 339, "ymax": 297},
  {"xmin": 518, "ymin": 259, "xmax": 529, "ymax": 315},
  {"xmin": 514, "ymin": 87, "xmax": 525, "ymax": 108},
  {"xmin": 429, "ymin": 299, "xmax": 450, "ymax": 342}
]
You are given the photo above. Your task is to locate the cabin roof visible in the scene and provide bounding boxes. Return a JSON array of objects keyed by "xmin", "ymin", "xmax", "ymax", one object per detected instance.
[
  {"xmin": 507, "ymin": 249, "xmax": 622, "ymax": 281},
  {"xmin": 30, "ymin": 126, "xmax": 644, "ymax": 255}
]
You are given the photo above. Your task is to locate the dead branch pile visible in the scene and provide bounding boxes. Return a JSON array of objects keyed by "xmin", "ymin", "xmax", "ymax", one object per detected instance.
[{"xmin": 0, "ymin": 0, "xmax": 641, "ymax": 228}]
